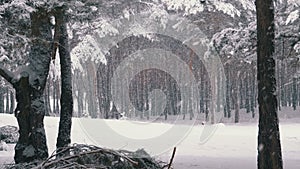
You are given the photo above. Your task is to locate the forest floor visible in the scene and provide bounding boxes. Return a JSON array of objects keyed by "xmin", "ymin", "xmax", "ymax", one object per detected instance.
[{"xmin": 0, "ymin": 107, "xmax": 299, "ymax": 169}]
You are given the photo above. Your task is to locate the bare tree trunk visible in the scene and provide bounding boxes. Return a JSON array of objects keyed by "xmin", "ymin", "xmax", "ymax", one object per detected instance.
[
  {"xmin": 13, "ymin": 8, "xmax": 52, "ymax": 163},
  {"xmin": 53, "ymin": 79, "xmax": 56, "ymax": 114},
  {"xmin": 5, "ymin": 87, "xmax": 9, "ymax": 113},
  {"xmin": 97, "ymin": 63, "xmax": 109, "ymax": 119},
  {"xmin": 86, "ymin": 61, "xmax": 97, "ymax": 118},
  {"xmin": 55, "ymin": 80, "xmax": 60, "ymax": 115},
  {"xmin": 77, "ymin": 73, "xmax": 84, "ymax": 117},
  {"xmin": 55, "ymin": 6, "xmax": 73, "ymax": 153},
  {"xmin": 13, "ymin": 75, "xmax": 32, "ymax": 163},
  {"xmin": 245, "ymin": 71, "xmax": 251, "ymax": 113},
  {"xmin": 232, "ymin": 71, "xmax": 240, "ymax": 123},
  {"xmin": 250, "ymin": 65, "xmax": 256, "ymax": 118},
  {"xmin": 256, "ymin": 0, "xmax": 283, "ymax": 168},
  {"xmin": 10, "ymin": 90, "xmax": 15, "ymax": 114},
  {"xmin": 0, "ymin": 88, "xmax": 4, "ymax": 113},
  {"xmin": 225, "ymin": 66, "xmax": 231, "ymax": 118},
  {"xmin": 292, "ymin": 77, "xmax": 297, "ymax": 110},
  {"xmin": 44, "ymin": 81, "xmax": 51, "ymax": 116}
]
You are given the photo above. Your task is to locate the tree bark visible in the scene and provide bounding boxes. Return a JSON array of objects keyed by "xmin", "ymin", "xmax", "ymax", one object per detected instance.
[
  {"xmin": 250, "ymin": 65, "xmax": 256, "ymax": 118},
  {"xmin": 232, "ymin": 71, "xmax": 240, "ymax": 123},
  {"xmin": 225, "ymin": 67, "xmax": 231, "ymax": 118},
  {"xmin": 97, "ymin": 63, "xmax": 110, "ymax": 119},
  {"xmin": 4, "ymin": 8, "xmax": 53, "ymax": 163},
  {"xmin": 0, "ymin": 88, "xmax": 4, "ymax": 113},
  {"xmin": 13, "ymin": 74, "xmax": 32, "ymax": 163},
  {"xmin": 10, "ymin": 90, "xmax": 15, "ymax": 114},
  {"xmin": 77, "ymin": 71, "xmax": 84, "ymax": 117},
  {"xmin": 256, "ymin": 0, "xmax": 283, "ymax": 168},
  {"xmin": 86, "ymin": 61, "xmax": 97, "ymax": 118},
  {"xmin": 292, "ymin": 77, "xmax": 297, "ymax": 110},
  {"xmin": 55, "ymin": 6, "xmax": 73, "ymax": 153},
  {"xmin": 55, "ymin": 80, "xmax": 60, "ymax": 115},
  {"xmin": 5, "ymin": 87, "xmax": 9, "ymax": 113},
  {"xmin": 0, "ymin": 8, "xmax": 53, "ymax": 164},
  {"xmin": 44, "ymin": 81, "xmax": 51, "ymax": 116}
]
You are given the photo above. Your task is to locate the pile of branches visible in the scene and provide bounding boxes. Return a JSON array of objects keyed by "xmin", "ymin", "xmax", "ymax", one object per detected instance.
[{"xmin": 6, "ymin": 144, "xmax": 173, "ymax": 169}]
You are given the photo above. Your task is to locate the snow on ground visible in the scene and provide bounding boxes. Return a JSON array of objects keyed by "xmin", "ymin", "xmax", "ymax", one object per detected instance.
[{"xmin": 0, "ymin": 107, "xmax": 300, "ymax": 169}]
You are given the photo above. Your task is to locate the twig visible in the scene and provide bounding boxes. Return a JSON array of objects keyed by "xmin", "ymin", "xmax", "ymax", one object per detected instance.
[
  {"xmin": 167, "ymin": 147, "xmax": 176, "ymax": 169},
  {"xmin": 38, "ymin": 146, "xmax": 73, "ymax": 167},
  {"xmin": 19, "ymin": 144, "xmax": 166, "ymax": 169},
  {"xmin": 36, "ymin": 145, "xmax": 138, "ymax": 168},
  {"xmin": 103, "ymin": 148, "xmax": 139, "ymax": 166}
]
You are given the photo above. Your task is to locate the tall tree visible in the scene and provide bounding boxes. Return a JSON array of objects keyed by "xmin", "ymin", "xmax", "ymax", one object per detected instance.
[
  {"xmin": 0, "ymin": 7, "xmax": 52, "ymax": 163},
  {"xmin": 0, "ymin": 0, "xmax": 114, "ymax": 163},
  {"xmin": 54, "ymin": 6, "xmax": 73, "ymax": 153},
  {"xmin": 256, "ymin": 0, "xmax": 283, "ymax": 168}
]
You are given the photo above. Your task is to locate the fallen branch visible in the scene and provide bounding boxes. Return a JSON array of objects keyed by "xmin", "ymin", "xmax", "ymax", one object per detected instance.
[{"xmin": 5, "ymin": 143, "xmax": 165, "ymax": 169}]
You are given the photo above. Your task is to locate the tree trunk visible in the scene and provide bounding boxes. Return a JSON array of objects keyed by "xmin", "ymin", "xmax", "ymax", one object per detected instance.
[
  {"xmin": 10, "ymin": 90, "xmax": 15, "ymax": 114},
  {"xmin": 232, "ymin": 71, "xmax": 240, "ymax": 123},
  {"xmin": 287, "ymin": 82, "xmax": 291, "ymax": 107},
  {"xmin": 280, "ymin": 61, "xmax": 286, "ymax": 107},
  {"xmin": 44, "ymin": 81, "xmax": 51, "ymax": 116},
  {"xmin": 292, "ymin": 77, "xmax": 297, "ymax": 110},
  {"xmin": 86, "ymin": 61, "xmax": 97, "ymax": 118},
  {"xmin": 0, "ymin": 88, "xmax": 4, "ymax": 113},
  {"xmin": 224, "ymin": 66, "xmax": 231, "ymax": 118},
  {"xmin": 250, "ymin": 65, "xmax": 256, "ymax": 118},
  {"xmin": 245, "ymin": 72, "xmax": 251, "ymax": 113},
  {"xmin": 205, "ymin": 80, "xmax": 209, "ymax": 122},
  {"xmin": 13, "ymin": 8, "xmax": 52, "ymax": 163},
  {"xmin": 256, "ymin": 0, "xmax": 283, "ymax": 168},
  {"xmin": 216, "ymin": 69, "xmax": 221, "ymax": 113},
  {"xmin": 55, "ymin": 6, "xmax": 73, "ymax": 153},
  {"xmin": 73, "ymin": 70, "xmax": 83, "ymax": 117},
  {"xmin": 13, "ymin": 75, "xmax": 32, "ymax": 163},
  {"xmin": 276, "ymin": 59, "xmax": 281, "ymax": 111},
  {"xmin": 5, "ymin": 87, "xmax": 9, "ymax": 113},
  {"xmin": 55, "ymin": 80, "xmax": 60, "ymax": 115},
  {"xmin": 53, "ymin": 79, "xmax": 56, "ymax": 114},
  {"xmin": 200, "ymin": 65, "xmax": 205, "ymax": 114},
  {"xmin": 77, "ymin": 73, "xmax": 84, "ymax": 117},
  {"xmin": 239, "ymin": 77, "xmax": 244, "ymax": 109}
]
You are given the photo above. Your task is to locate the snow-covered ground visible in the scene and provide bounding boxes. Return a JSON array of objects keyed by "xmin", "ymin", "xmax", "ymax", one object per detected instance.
[{"xmin": 0, "ymin": 107, "xmax": 300, "ymax": 169}]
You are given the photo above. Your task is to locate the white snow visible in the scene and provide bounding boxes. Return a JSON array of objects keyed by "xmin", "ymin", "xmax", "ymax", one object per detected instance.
[
  {"xmin": 0, "ymin": 55, "xmax": 9, "ymax": 62},
  {"xmin": 161, "ymin": 0, "xmax": 247, "ymax": 17},
  {"xmin": 0, "ymin": 141, "xmax": 8, "ymax": 151},
  {"xmin": 238, "ymin": 0, "xmax": 255, "ymax": 11},
  {"xmin": 212, "ymin": 1, "xmax": 241, "ymax": 18},
  {"xmin": 0, "ymin": 107, "xmax": 300, "ymax": 168},
  {"xmin": 288, "ymin": 0, "xmax": 300, "ymax": 6},
  {"xmin": 70, "ymin": 34, "xmax": 107, "ymax": 69},
  {"xmin": 286, "ymin": 10, "xmax": 299, "ymax": 25},
  {"xmin": 161, "ymin": 0, "xmax": 204, "ymax": 15}
]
